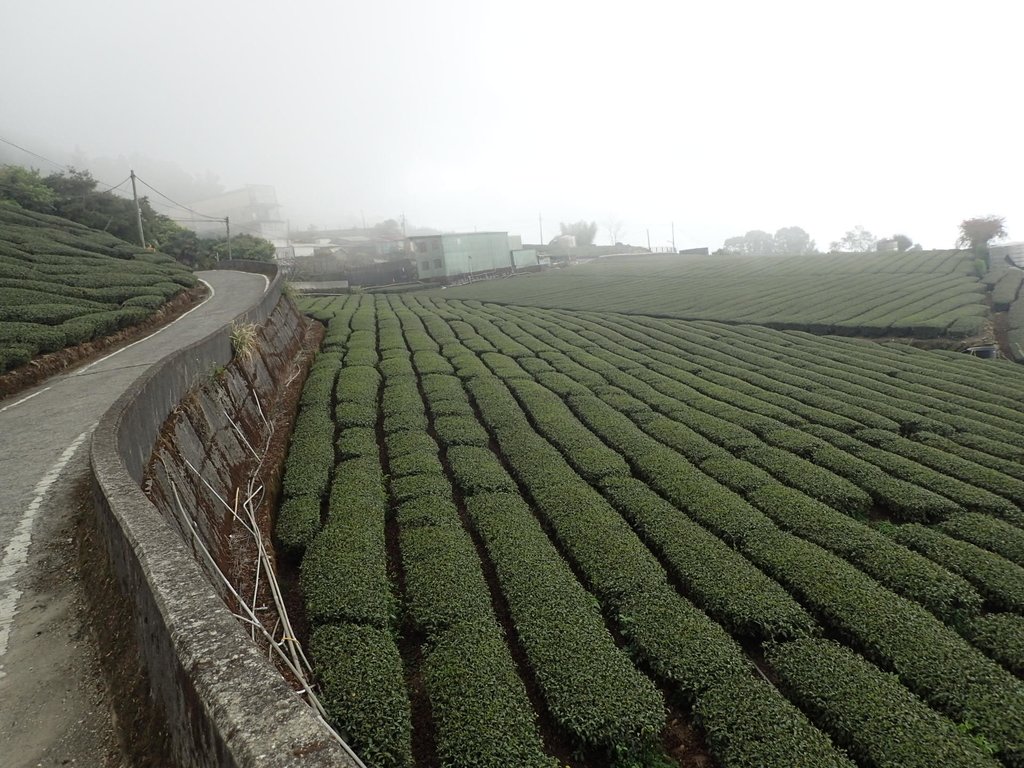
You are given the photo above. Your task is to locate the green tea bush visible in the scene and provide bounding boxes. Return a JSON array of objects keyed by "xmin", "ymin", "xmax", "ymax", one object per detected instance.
[
  {"xmin": 967, "ymin": 613, "xmax": 1024, "ymax": 676},
  {"xmin": 310, "ymin": 624, "xmax": 413, "ymax": 768},
  {"xmin": 601, "ymin": 477, "xmax": 814, "ymax": 640},
  {"xmin": 891, "ymin": 524, "xmax": 1024, "ymax": 613},
  {"xmin": 766, "ymin": 638, "xmax": 999, "ymax": 768}
]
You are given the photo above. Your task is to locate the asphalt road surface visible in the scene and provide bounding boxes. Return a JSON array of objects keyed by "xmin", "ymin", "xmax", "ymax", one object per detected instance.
[{"xmin": 0, "ymin": 270, "xmax": 270, "ymax": 768}]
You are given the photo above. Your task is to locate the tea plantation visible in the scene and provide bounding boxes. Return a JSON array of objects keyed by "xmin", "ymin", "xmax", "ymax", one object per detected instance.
[
  {"xmin": 0, "ymin": 202, "xmax": 196, "ymax": 373},
  {"xmin": 438, "ymin": 250, "xmax": 988, "ymax": 339},
  {"xmin": 279, "ymin": 292, "xmax": 1024, "ymax": 768}
]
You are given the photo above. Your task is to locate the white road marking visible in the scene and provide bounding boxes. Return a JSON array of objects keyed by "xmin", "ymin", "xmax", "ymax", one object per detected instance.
[
  {"xmin": 74, "ymin": 278, "xmax": 216, "ymax": 376},
  {"xmin": 262, "ymin": 274, "xmax": 270, "ymax": 294},
  {"xmin": 0, "ymin": 429, "xmax": 91, "ymax": 679},
  {"xmin": 0, "ymin": 387, "xmax": 52, "ymax": 414}
]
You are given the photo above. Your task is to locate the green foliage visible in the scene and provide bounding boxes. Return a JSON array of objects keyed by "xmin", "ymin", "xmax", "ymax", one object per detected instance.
[
  {"xmin": 438, "ymin": 249, "xmax": 984, "ymax": 339},
  {"xmin": 465, "ymin": 493, "xmax": 666, "ymax": 755},
  {"xmin": 310, "ymin": 624, "xmax": 413, "ymax": 768},
  {"xmin": 399, "ymin": 523, "xmax": 493, "ymax": 639},
  {"xmin": 601, "ymin": 477, "xmax": 814, "ymax": 640},
  {"xmin": 0, "ymin": 166, "xmax": 57, "ymax": 208},
  {"xmin": 279, "ymin": 407, "xmax": 334, "ymax": 502},
  {"xmin": 957, "ymin": 216, "xmax": 1007, "ymax": 254},
  {"xmin": 301, "ymin": 519, "xmax": 394, "ymax": 627},
  {"xmin": 890, "ymin": 524, "xmax": 1024, "ymax": 613},
  {"xmin": 446, "ymin": 445, "xmax": 518, "ymax": 495},
  {"xmin": 424, "ymin": 623, "xmax": 558, "ymax": 768},
  {"xmin": 766, "ymin": 638, "xmax": 1000, "ymax": 767},
  {"xmin": 749, "ymin": 484, "xmax": 981, "ymax": 624},
  {"xmin": 0, "ymin": 201, "xmax": 195, "ymax": 369},
  {"xmin": 274, "ymin": 494, "xmax": 322, "ymax": 554},
  {"xmin": 212, "ymin": 232, "xmax": 274, "ymax": 262},
  {"xmin": 278, "ymin": 291, "xmax": 1024, "ymax": 767},
  {"xmin": 938, "ymin": 513, "xmax": 1024, "ymax": 568},
  {"xmin": 991, "ymin": 268, "xmax": 1024, "ymax": 312},
  {"xmin": 967, "ymin": 613, "xmax": 1024, "ymax": 676},
  {"xmin": 433, "ymin": 414, "xmax": 491, "ymax": 447}
]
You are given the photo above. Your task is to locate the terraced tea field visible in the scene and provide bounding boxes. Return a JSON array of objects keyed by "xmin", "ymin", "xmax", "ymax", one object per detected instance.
[
  {"xmin": 0, "ymin": 202, "xmax": 196, "ymax": 372},
  {"xmin": 438, "ymin": 250, "xmax": 988, "ymax": 339},
  {"xmin": 280, "ymin": 293, "xmax": 1024, "ymax": 768}
]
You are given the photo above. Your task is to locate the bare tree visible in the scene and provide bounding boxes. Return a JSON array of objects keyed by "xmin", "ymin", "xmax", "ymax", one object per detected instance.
[{"xmin": 604, "ymin": 218, "xmax": 625, "ymax": 245}]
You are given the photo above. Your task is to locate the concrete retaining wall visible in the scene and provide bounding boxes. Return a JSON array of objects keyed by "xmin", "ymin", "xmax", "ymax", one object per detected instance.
[{"xmin": 90, "ymin": 263, "xmax": 357, "ymax": 767}]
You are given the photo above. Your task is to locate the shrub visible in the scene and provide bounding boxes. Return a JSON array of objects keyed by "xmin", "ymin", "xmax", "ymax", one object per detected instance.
[
  {"xmin": 399, "ymin": 524, "xmax": 493, "ymax": 638},
  {"xmin": 424, "ymin": 622, "xmax": 558, "ymax": 768},
  {"xmin": 967, "ymin": 613, "xmax": 1024, "ymax": 676},
  {"xmin": 766, "ymin": 638, "xmax": 999, "ymax": 768},
  {"xmin": 274, "ymin": 494, "xmax": 322, "ymax": 554},
  {"xmin": 600, "ymin": 477, "xmax": 814, "ymax": 640},
  {"xmin": 433, "ymin": 415, "xmax": 491, "ymax": 447},
  {"xmin": 302, "ymin": 517, "xmax": 393, "ymax": 628},
  {"xmin": 938, "ymin": 513, "xmax": 1024, "ymax": 568},
  {"xmin": 280, "ymin": 408, "xmax": 334, "ymax": 500},
  {"xmin": 464, "ymin": 493, "xmax": 666, "ymax": 756},
  {"xmin": 890, "ymin": 524, "xmax": 1024, "ymax": 614},
  {"xmin": 749, "ymin": 484, "xmax": 982, "ymax": 624},
  {"xmin": 446, "ymin": 445, "xmax": 517, "ymax": 495},
  {"xmin": 310, "ymin": 624, "xmax": 413, "ymax": 768}
]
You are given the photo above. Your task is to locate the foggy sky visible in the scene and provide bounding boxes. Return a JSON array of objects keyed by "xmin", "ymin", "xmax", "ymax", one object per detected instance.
[{"xmin": 1, "ymin": 0, "xmax": 1021, "ymax": 250}]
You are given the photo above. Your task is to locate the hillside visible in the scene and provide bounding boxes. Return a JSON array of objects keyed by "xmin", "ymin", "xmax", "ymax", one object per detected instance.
[
  {"xmin": 281, "ymin": 293, "xmax": 1024, "ymax": 768},
  {"xmin": 437, "ymin": 250, "xmax": 988, "ymax": 339},
  {"xmin": 0, "ymin": 202, "xmax": 196, "ymax": 373}
]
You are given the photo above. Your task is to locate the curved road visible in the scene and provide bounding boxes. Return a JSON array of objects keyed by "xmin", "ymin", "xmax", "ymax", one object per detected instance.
[{"xmin": 0, "ymin": 270, "xmax": 269, "ymax": 768}]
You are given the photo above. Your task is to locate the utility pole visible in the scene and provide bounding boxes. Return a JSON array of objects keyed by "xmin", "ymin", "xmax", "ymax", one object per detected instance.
[
  {"xmin": 671, "ymin": 221, "xmax": 676, "ymax": 252},
  {"xmin": 539, "ymin": 213, "xmax": 543, "ymax": 245},
  {"xmin": 129, "ymin": 170, "xmax": 145, "ymax": 248},
  {"xmin": 646, "ymin": 228, "xmax": 651, "ymax": 252},
  {"xmin": 225, "ymin": 216, "xmax": 232, "ymax": 261}
]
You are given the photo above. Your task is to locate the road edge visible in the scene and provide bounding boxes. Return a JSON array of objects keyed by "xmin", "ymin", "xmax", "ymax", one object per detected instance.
[{"xmin": 88, "ymin": 262, "xmax": 353, "ymax": 767}]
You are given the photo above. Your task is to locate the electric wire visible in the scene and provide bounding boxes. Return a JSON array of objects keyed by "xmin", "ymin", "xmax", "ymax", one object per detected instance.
[
  {"xmin": 133, "ymin": 174, "xmax": 224, "ymax": 221},
  {"xmin": 0, "ymin": 134, "xmax": 124, "ymax": 189}
]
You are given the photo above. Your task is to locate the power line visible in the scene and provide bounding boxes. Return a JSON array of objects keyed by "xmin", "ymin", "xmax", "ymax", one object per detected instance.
[
  {"xmin": 133, "ymin": 174, "xmax": 223, "ymax": 221},
  {"xmin": 0, "ymin": 134, "xmax": 122, "ymax": 189},
  {"xmin": 100, "ymin": 176, "xmax": 131, "ymax": 194},
  {"xmin": 0, "ymin": 135, "xmax": 71, "ymax": 173}
]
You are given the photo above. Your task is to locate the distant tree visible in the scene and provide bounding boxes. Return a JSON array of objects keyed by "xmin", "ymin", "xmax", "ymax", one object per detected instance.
[
  {"xmin": 957, "ymin": 216, "xmax": 1006, "ymax": 254},
  {"xmin": 720, "ymin": 229, "xmax": 775, "ymax": 255},
  {"xmin": 0, "ymin": 165, "xmax": 56, "ymax": 209},
  {"xmin": 892, "ymin": 233, "xmax": 914, "ymax": 252},
  {"xmin": 830, "ymin": 225, "xmax": 877, "ymax": 253},
  {"xmin": 559, "ymin": 220, "xmax": 598, "ymax": 246},
  {"xmin": 212, "ymin": 232, "xmax": 274, "ymax": 262},
  {"xmin": 773, "ymin": 226, "xmax": 817, "ymax": 255},
  {"xmin": 373, "ymin": 218, "xmax": 403, "ymax": 237},
  {"xmin": 161, "ymin": 228, "xmax": 206, "ymax": 267}
]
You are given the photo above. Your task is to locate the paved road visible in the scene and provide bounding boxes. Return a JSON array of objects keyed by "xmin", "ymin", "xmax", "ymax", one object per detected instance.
[{"xmin": 0, "ymin": 270, "xmax": 269, "ymax": 768}]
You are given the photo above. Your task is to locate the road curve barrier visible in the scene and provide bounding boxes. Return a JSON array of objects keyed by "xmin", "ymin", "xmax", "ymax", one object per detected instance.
[{"xmin": 90, "ymin": 262, "xmax": 357, "ymax": 767}]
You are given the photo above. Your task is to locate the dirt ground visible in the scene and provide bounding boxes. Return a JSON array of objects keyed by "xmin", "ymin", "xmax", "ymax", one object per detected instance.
[{"xmin": 1, "ymin": 468, "xmax": 128, "ymax": 768}]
